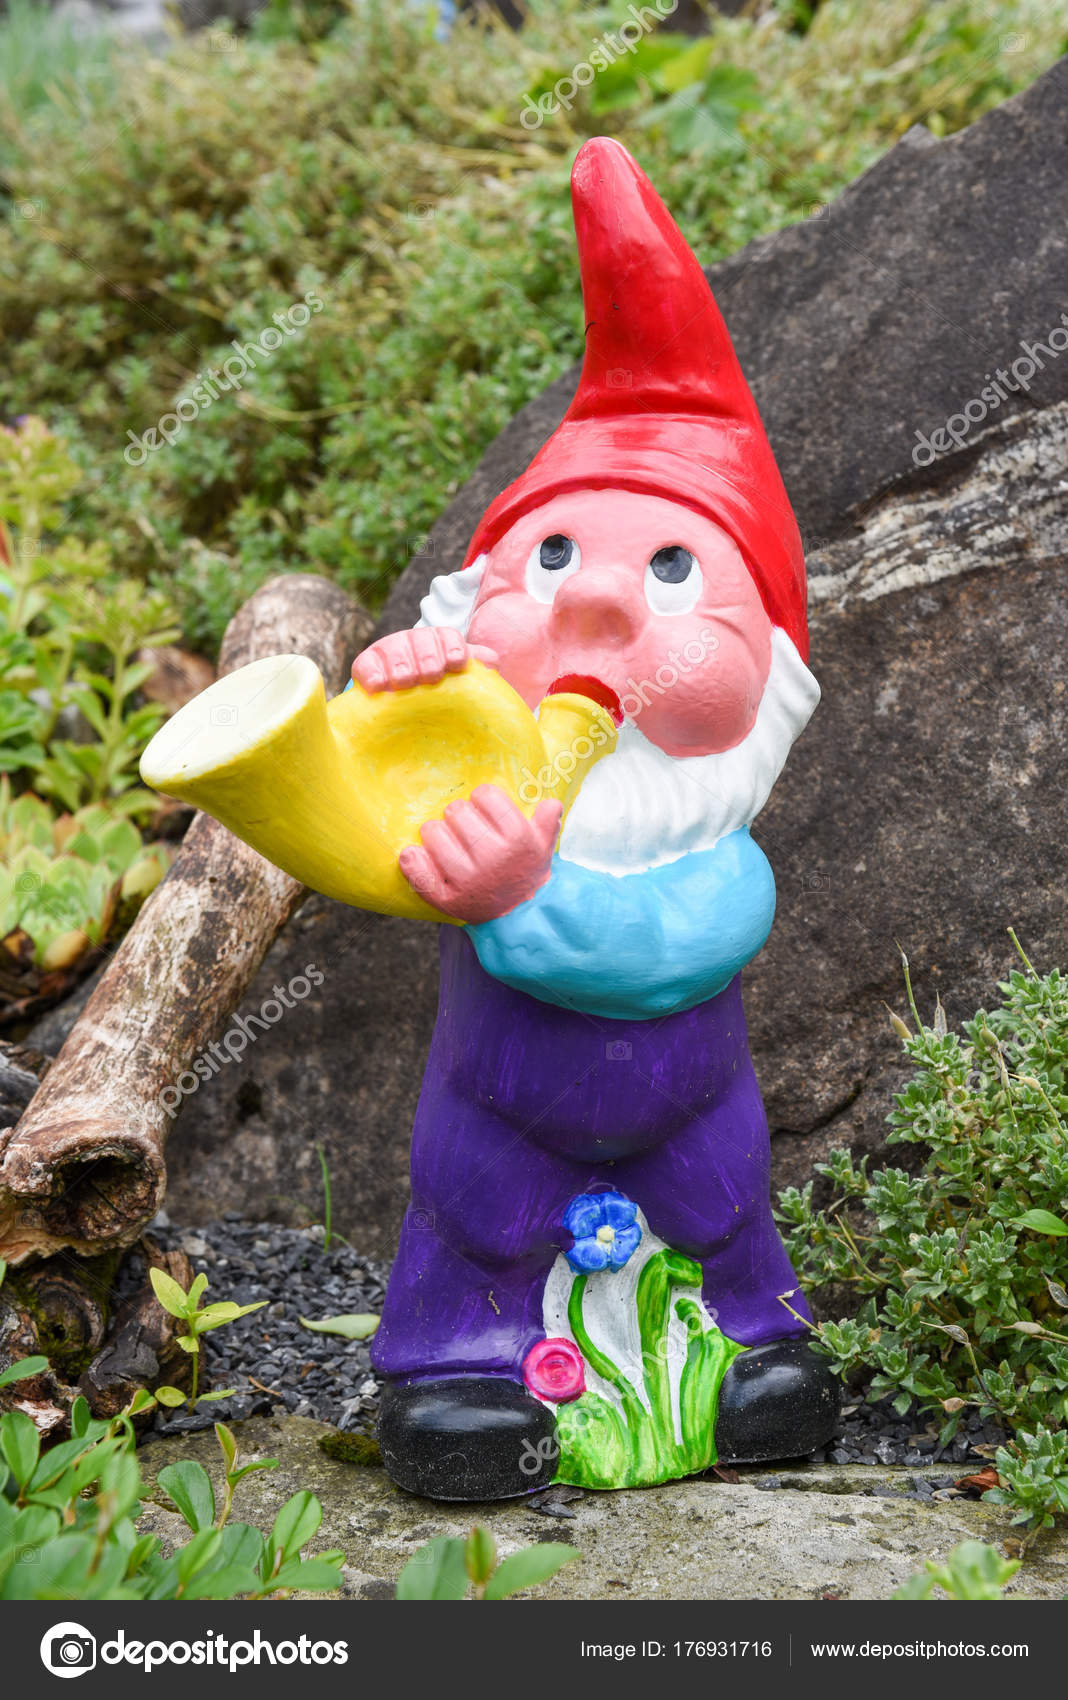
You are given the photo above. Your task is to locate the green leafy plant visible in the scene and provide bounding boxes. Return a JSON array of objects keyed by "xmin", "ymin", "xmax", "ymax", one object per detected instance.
[
  {"xmin": 0, "ymin": 417, "xmax": 179, "ymax": 814},
  {"xmin": 0, "ymin": 1387, "xmax": 344, "ymax": 1600},
  {"xmin": 32, "ymin": 580, "xmax": 179, "ymax": 817},
  {"xmin": 150, "ymin": 1425, "xmax": 344, "ymax": 1599},
  {"xmin": 148, "ymin": 1267, "xmax": 267, "ymax": 1416},
  {"xmin": 526, "ymin": 31, "xmax": 763, "ymax": 159},
  {"xmin": 983, "ymin": 1427, "xmax": 1068, "ymax": 1532},
  {"xmin": 299, "ymin": 1313, "xmax": 379, "ymax": 1340},
  {"xmin": 893, "ymin": 1539, "xmax": 1021, "ymax": 1601},
  {"xmin": 778, "ymin": 935, "xmax": 1068, "ymax": 1531},
  {"xmin": 0, "ymin": 0, "xmax": 120, "ymax": 124},
  {"xmin": 0, "ymin": 784, "xmax": 170, "ymax": 973},
  {"xmin": 0, "ymin": 1351, "xmax": 48, "ymax": 1392},
  {"xmin": 396, "ymin": 1525, "xmax": 580, "ymax": 1600},
  {"xmin": 0, "ymin": 420, "xmax": 179, "ymax": 1012}
]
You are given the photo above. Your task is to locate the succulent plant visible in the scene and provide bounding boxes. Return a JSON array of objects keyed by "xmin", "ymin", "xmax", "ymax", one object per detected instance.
[{"xmin": 0, "ymin": 781, "xmax": 171, "ymax": 1021}]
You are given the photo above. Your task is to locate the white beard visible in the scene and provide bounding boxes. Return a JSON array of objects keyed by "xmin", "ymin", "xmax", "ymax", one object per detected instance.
[
  {"xmin": 418, "ymin": 561, "xmax": 820, "ymax": 877},
  {"xmin": 556, "ymin": 629, "xmax": 819, "ymax": 875}
]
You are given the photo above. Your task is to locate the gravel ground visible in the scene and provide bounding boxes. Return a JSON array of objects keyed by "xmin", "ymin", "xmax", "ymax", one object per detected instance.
[
  {"xmin": 145, "ymin": 1213, "xmax": 388, "ymax": 1440},
  {"xmin": 144, "ymin": 1214, "xmax": 1008, "ymax": 1483}
]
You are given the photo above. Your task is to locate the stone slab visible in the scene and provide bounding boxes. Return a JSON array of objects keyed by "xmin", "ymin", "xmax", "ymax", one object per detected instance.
[{"xmin": 138, "ymin": 1415, "xmax": 1068, "ymax": 1602}]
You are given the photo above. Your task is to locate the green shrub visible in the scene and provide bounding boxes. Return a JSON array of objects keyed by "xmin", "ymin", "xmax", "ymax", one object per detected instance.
[
  {"xmin": 0, "ymin": 0, "xmax": 120, "ymax": 126},
  {"xmin": 778, "ymin": 937, "xmax": 1068, "ymax": 1530},
  {"xmin": 0, "ymin": 1392, "xmax": 344, "ymax": 1600},
  {"xmin": 0, "ymin": 417, "xmax": 178, "ymax": 815},
  {"xmin": 0, "ymin": 0, "xmax": 1061, "ymax": 647}
]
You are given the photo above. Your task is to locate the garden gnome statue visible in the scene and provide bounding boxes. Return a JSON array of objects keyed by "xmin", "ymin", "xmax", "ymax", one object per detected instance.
[
  {"xmin": 361, "ymin": 138, "xmax": 839, "ymax": 1497},
  {"xmin": 142, "ymin": 136, "xmax": 839, "ymax": 1500}
]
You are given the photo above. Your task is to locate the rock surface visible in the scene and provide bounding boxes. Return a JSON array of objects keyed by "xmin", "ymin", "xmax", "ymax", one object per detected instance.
[
  {"xmin": 138, "ymin": 1414, "xmax": 1068, "ymax": 1601},
  {"xmin": 74, "ymin": 60, "xmax": 1068, "ymax": 1243},
  {"xmin": 159, "ymin": 902, "xmax": 436, "ymax": 1258}
]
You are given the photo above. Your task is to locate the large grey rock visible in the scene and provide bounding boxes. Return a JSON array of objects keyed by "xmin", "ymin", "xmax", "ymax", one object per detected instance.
[
  {"xmin": 158, "ymin": 61, "xmax": 1067, "ymax": 1243},
  {"xmin": 138, "ymin": 1414, "xmax": 1068, "ymax": 1600}
]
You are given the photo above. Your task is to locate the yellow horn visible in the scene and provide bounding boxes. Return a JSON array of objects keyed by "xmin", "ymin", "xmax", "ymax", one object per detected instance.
[{"xmin": 139, "ymin": 654, "xmax": 617, "ymax": 922}]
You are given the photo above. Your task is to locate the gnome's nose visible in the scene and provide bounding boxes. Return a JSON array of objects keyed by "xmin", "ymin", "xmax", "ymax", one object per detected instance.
[{"xmin": 550, "ymin": 570, "xmax": 644, "ymax": 648}]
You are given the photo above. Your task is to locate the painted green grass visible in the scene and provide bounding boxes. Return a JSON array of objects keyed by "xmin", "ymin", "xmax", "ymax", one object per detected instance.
[{"xmin": 554, "ymin": 1248, "xmax": 744, "ymax": 1489}]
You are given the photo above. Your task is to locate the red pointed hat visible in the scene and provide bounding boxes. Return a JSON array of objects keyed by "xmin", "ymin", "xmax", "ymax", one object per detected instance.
[{"xmin": 464, "ymin": 137, "xmax": 808, "ymax": 659}]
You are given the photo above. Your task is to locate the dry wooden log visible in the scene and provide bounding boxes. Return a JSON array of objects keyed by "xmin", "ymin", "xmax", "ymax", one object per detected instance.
[
  {"xmin": 7, "ymin": 1255, "xmax": 112, "ymax": 1363},
  {"xmin": 0, "ymin": 1241, "xmax": 194, "ymax": 1428},
  {"xmin": 0, "ymin": 574, "xmax": 371, "ymax": 1266}
]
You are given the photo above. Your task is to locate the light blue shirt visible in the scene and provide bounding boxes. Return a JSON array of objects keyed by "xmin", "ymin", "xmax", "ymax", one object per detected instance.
[{"xmin": 468, "ymin": 826, "xmax": 775, "ymax": 1021}]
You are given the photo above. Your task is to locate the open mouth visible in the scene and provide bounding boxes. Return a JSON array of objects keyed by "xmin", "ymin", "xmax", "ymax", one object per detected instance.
[{"xmin": 547, "ymin": 674, "xmax": 624, "ymax": 728}]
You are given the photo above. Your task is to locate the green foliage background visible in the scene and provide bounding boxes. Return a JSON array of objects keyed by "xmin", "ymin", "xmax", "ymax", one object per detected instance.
[{"xmin": 1, "ymin": 0, "xmax": 1063, "ymax": 648}]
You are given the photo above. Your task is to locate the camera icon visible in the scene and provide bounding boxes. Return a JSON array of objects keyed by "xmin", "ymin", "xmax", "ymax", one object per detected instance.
[
  {"xmin": 209, "ymin": 703, "xmax": 238, "ymax": 728},
  {"xmin": 208, "ymin": 29, "xmax": 237, "ymax": 51},
  {"xmin": 799, "ymin": 871, "xmax": 830, "ymax": 892},
  {"xmin": 408, "ymin": 535, "xmax": 434, "ymax": 557},
  {"xmin": 410, "ymin": 1207, "xmax": 436, "ymax": 1231},
  {"xmin": 605, "ymin": 368, "xmax": 632, "ymax": 388},
  {"xmin": 14, "ymin": 870, "xmax": 41, "ymax": 894},
  {"xmin": 409, "ymin": 202, "xmax": 434, "ymax": 221},
  {"xmin": 40, "ymin": 1623, "xmax": 97, "ymax": 1678},
  {"xmin": 605, "ymin": 1040, "xmax": 632, "ymax": 1062},
  {"xmin": 17, "ymin": 536, "xmax": 40, "ymax": 556}
]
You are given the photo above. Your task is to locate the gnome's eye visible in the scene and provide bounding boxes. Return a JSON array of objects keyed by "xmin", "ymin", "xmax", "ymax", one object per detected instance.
[
  {"xmin": 644, "ymin": 546, "xmax": 701, "ymax": 615},
  {"xmin": 525, "ymin": 535, "xmax": 581, "ymax": 603}
]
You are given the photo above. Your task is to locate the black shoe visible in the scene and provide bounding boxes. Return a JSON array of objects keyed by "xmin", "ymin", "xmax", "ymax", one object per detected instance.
[
  {"xmin": 715, "ymin": 1339, "xmax": 840, "ymax": 1465},
  {"xmin": 377, "ymin": 1376, "xmax": 558, "ymax": 1501}
]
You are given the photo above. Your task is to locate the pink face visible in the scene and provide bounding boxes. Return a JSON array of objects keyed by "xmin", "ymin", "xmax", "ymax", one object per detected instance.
[{"xmin": 465, "ymin": 489, "xmax": 773, "ymax": 758}]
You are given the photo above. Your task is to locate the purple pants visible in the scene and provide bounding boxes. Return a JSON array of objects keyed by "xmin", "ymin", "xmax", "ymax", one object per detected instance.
[{"xmin": 371, "ymin": 928, "xmax": 809, "ymax": 1380}]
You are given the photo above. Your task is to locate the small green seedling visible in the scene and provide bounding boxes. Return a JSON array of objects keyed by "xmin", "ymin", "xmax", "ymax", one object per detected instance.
[
  {"xmin": 396, "ymin": 1526, "xmax": 580, "ymax": 1600},
  {"xmin": 894, "ymin": 1539, "xmax": 1021, "ymax": 1601},
  {"xmin": 151, "ymin": 1422, "xmax": 344, "ymax": 1599},
  {"xmin": 149, "ymin": 1267, "xmax": 266, "ymax": 1414}
]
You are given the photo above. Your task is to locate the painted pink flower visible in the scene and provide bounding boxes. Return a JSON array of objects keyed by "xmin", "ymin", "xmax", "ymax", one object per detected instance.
[{"xmin": 523, "ymin": 1337, "xmax": 585, "ymax": 1403}]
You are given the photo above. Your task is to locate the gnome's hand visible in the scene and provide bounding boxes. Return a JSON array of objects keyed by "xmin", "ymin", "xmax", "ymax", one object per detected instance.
[
  {"xmin": 352, "ymin": 627, "xmax": 498, "ymax": 692},
  {"xmin": 399, "ymin": 784, "xmax": 562, "ymax": 924}
]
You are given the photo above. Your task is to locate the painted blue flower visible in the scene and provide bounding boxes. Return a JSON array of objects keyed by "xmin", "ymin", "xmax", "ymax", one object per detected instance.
[{"xmin": 563, "ymin": 1190, "xmax": 641, "ymax": 1274}]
